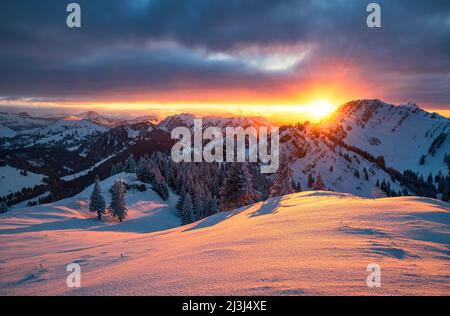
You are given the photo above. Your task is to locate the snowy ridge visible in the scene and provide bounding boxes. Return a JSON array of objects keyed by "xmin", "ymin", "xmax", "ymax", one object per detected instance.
[
  {"xmin": 0, "ymin": 112, "xmax": 57, "ymax": 131},
  {"xmin": 3, "ymin": 118, "xmax": 106, "ymax": 149},
  {"xmin": 158, "ymin": 113, "xmax": 273, "ymax": 131},
  {"xmin": 0, "ymin": 124, "xmax": 16, "ymax": 138},
  {"xmin": 326, "ymin": 99, "xmax": 450, "ymax": 176},
  {"xmin": 280, "ymin": 123, "xmax": 402, "ymax": 197},
  {"xmin": 0, "ymin": 190, "xmax": 448, "ymax": 295}
]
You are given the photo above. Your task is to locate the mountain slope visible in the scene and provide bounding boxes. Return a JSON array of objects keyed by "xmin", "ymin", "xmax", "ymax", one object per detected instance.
[
  {"xmin": 0, "ymin": 124, "xmax": 16, "ymax": 138},
  {"xmin": 0, "ymin": 166, "xmax": 46, "ymax": 197},
  {"xmin": 0, "ymin": 112, "xmax": 57, "ymax": 131},
  {"xmin": 280, "ymin": 123, "xmax": 403, "ymax": 197},
  {"xmin": 3, "ymin": 117, "xmax": 107, "ymax": 149},
  {"xmin": 326, "ymin": 100, "xmax": 450, "ymax": 177},
  {"xmin": 0, "ymin": 191, "xmax": 448, "ymax": 295}
]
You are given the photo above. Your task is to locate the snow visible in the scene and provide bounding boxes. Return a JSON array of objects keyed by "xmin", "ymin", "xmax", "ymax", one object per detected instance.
[
  {"xmin": 61, "ymin": 155, "xmax": 116, "ymax": 181},
  {"xmin": 2, "ymin": 118, "xmax": 107, "ymax": 149},
  {"xmin": 328, "ymin": 100, "xmax": 450, "ymax": 177},
  {"xmin": 0, "ymin": 166, "xmax": 46, "ymax": 197},
  {"xmin": 0, "ymin": 187, "xmax": 448, "ymax": 295},
  {"xmin": 0, "ymin": 112, "xmax": 55, "ymax": 131},
  {"xmin": 0, "ymin": 124, "xmax": 16, "ymax": 138}
]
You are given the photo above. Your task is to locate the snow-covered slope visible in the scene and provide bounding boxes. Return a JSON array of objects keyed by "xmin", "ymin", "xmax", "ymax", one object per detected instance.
[
  {"xmin": 0, "ymin": 124, "xmax": 16, "ymax": 138},
  {"xmin": 3, "ymin": 117, "xmax": 107, "ymax": 149},
  {"xmin": 280, "ymin": 123, "xmax": 403, "ymax": 197},
  {"xmin": 0, "ymin": 112, "xmax": 57, "ymax": 131},
  {"xmin": 0, "ymin": 190, "xmax": 448, "ymax": 295},
  {"xmin": 326, "ymin": 100, "xmax": 450, "ymax": 176},
  {"xmin": 0, "ymin": 166, "xmax": 46, "ymax": 197}
]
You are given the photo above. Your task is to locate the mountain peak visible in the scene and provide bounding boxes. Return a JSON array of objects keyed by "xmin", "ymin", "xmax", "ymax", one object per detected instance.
[{"xmin": 79, "ymin": 111, "xmax": 101, "ymax": 120}]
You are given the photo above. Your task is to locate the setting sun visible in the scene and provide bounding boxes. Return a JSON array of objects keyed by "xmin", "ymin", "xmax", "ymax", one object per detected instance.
[{"xmin": 303, "ymin": 100, "xmax": 336, "ymax": 120}]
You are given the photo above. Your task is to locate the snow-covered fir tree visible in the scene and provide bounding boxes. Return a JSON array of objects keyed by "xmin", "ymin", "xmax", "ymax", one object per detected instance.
[
  {"xmin": 111, "ymin": 162, "xmax": 124, "ymax": 176},
  {"xmin": 0, "ymin": 201, "xmax": 9, "ymax": 213},
  {"xmin": 312, "ymin": 173, "xmax": 327, "ymax": 191},
  {"xmin": 269, "ymin": 155, "xmax": 295, "ymax": 198},
  {"xmin": 181, "ymin": 192, "xmax": 194, "ymax": 224},
  {"xmin": 89, "ymin": 176, "xmax": 106, "ymax": 220},
  {"xmin": 220, "ymin": 163, "xmax": 261, "ymax": 211},
  {"xmin": 124, "ymin": 154, "xmax": 136, "ymax": 173},
  {"xmin": 307, "ymin": 173, "xmax": 315, "ymax": 188},
  {"xmin": 151, "ymin": 167, "xmax": 169, "ymax": 200},
  {"xmin": 108, "ymin": 179, "xmax": 128, "ymax": 222}
]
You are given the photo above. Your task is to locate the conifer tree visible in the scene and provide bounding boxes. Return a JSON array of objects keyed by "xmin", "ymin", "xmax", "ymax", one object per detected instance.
[
  {"xmin": 0, "ymin": 201, "xmax": 9, "ymax": 213},
  {"xmin": 307, "ymin": 173, "xmax": 315, "ymax": 188},
  {"xmin": 89, "ymin": 176, "xmax": 106, "ymax": 220},
  {"xmin": 269, "ymin": 156, "xmax": 295, "ymax": 198},
  {"xmin": 181, "ymin": 192, "xmax": 194, "ymax": 224},
  {"xmin": 220, "ymin": 163, "xmax": 260, "ymax": 211},
  {"xmin": 312, "ymin": 173, "xmax": 326, "ymax": 191},
  {"xmin": 124, "ymin": 154, "xmax": 136, "ymax": 173},
  {"xmin": 108, "ymin": 179, "xmax": 127, "ymax": 222}
]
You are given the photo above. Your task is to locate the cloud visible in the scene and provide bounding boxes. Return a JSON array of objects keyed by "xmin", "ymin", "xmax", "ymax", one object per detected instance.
[{"xmin": 0, "ymin": 0, "xmax": 449, "ymax": 107}]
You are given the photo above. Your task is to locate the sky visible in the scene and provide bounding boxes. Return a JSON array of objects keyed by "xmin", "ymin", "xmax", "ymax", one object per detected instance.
[{"xmin": 0, "ymin": 0, "xmax": 449, "ymax": 122}]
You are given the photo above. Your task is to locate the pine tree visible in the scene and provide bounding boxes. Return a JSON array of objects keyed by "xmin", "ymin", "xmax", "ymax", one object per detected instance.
[
  {"xmin": 363, "ymin": 168, "xmax": 369, "ymax": 181},
  {"xmin": 136, "ymin": 157, "xmax": 153, "ymax": 183},
  {"xmin": 209, "ymin": 196, "xmax": 219, "ymax": 214},
  {"xmin": 292, "ymin": 180, "xmax": 302, "ymax": 193},
  {"xmin": 372, "ymin": 186, "xmax": 387, "ymax": 198},
  {"xmin": 427, "ymin": 172, "xmax": 433, "ymax": 184},
  {"xmin": 151, "ymin": 167, "xmax": 169, "ymax": 200},
  {"xmin": 419, "ymin": 155, "xmax": 426, "ymax": 165},
  {"xmin": 0, "ymin": 201, "xmax": 9, "ymax": 213},
  {"xmin": 176, "ymin": 184, "xmax": 188, "ymax": 211},
  {"xmin": 181, "ymin": 192, "xmax": 194, "ymax": 224},
  {"xmin": 307, "ymin": 173, "xmax": 315, "ymax": 188},
  {"xmin": 124, "ymin": 154, "xmax": 136, "ymax": 173},
  {"xmin": 269, "ymin": 156, "xmax": 295, "ymax": 198},
  {"xmin": 108, "ymin": 179, "xmax": 127, "ymax": 222},
  {"xmin": 89, "ymin": 176, "xmax": 106, "ymax": 220},
  {"xmin": 312, "ymin": 173, "xmax": 326, "ymax": 191},
  {"xmin": 220, "ymin": 163, "xmax": 260, "ymax": 211}
]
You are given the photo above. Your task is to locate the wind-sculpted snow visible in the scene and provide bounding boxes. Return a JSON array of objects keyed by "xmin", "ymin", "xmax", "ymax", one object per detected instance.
[{"xmin": 0, "ymin": 188, "xmax": 448, "ymax": 295}]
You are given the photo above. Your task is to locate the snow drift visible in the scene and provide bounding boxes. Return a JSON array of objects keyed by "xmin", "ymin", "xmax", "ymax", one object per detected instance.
[{"xmin": 0, "ymin": 183, "xmax": 449, "ymax": 296}]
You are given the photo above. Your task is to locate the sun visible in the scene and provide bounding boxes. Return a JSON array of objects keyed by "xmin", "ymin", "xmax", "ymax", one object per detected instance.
[{"xmin": 305, "ymin": 99, "xmax": 336, "ymax": 120}]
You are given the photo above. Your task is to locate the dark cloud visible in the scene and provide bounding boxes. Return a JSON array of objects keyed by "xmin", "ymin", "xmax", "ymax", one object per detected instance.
[{"xmin": 0, "ymin": 0, "xmax": 449, "ymax": 107}]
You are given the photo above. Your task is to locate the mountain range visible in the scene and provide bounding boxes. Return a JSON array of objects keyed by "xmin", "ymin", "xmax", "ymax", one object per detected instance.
[
  {"xmin": 1, "ymin": 100, "xmax": 449, "ymax": 295},
  {"xmin": 1, "ymin": 99, "xmax": 450, "ymax": 208}
]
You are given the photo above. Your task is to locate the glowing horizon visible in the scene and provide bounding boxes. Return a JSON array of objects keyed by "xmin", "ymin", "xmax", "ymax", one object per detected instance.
[{"xmin": 1, "ymin": 96, "xmax": 449, "ymax": 125}]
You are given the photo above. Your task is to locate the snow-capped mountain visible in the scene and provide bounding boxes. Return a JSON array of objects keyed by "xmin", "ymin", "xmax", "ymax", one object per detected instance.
[
  {"xmin": 0, "ymin": 124, "xmax": 16, "ymax": 138},
  {"xmin": 0, "ymin": 111, "xmax": 57, "ymax": 131},
  {"xmin": 78, "ymin": 121, "xmax": 158, "ymax": 160},
  {"xmin": 2, "ymin": 117, "xmax": 107, "ymax": 149},
  {"xmin": 279, "ymin": 122, "xmax": 401, "ymax": 197},
  {"xmin": 71, "ymin": 111, "xmax": 125, "ymax": 128},
  {"xmin": 325, "ymin": 99, "xmax": 450, "ymax": 177},
  {"xmin": 1, "ymin": 99, "xmax": 449, "ymax": 207},
  {"xmin": 159, "ymin": 113, "xmax": 272, "ymax": 131},
  {"xmin": 278, "ymin": 100, "xmax": 450, "ymax": 198}
]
